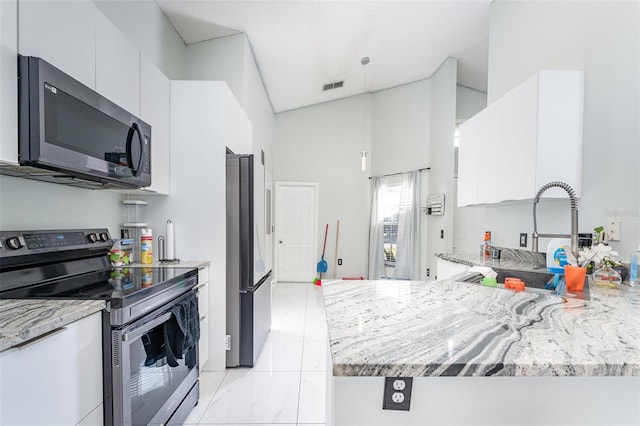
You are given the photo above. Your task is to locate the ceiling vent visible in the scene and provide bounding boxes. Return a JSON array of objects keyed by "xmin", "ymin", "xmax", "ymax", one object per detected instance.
[{"xmin": 322, "ymin": 80, "xmax": 344, "ymax": 91}]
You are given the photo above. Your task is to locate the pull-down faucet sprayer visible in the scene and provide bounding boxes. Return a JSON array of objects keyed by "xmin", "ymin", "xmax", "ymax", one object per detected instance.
[{"xmin": 531, "ymin": 181, "xmax": 579, "ymax": 259}]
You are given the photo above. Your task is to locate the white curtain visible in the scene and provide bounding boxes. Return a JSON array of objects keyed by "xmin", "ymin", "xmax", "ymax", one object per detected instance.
[
  {"xmin": 394, "ymin": 171, "xmax": 420, "ymax": 280},
  {"xmin": 368, "ymin": 176, "xmax": 386, "ymax": 280}
]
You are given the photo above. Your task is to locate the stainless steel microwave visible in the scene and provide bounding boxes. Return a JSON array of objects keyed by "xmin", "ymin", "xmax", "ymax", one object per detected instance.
[{"xmin": 17, "ymin": 55, "xmax": 151, "ymax": 189}]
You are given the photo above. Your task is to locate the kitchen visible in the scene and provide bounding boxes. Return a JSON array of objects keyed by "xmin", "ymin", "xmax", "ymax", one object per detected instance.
[{"xmin": 1, "ymin": 0, "xmax": 639, "ymax": 425}]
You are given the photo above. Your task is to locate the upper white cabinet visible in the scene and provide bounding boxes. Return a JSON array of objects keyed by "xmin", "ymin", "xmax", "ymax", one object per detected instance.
[
  {"xmin": 0, "ymin": 0, "xmax": 18, "ymax": 164},
  {"xmin": 10, "ymin": 0, "xmax": 173, "ymax": 194},
  {"xmin": 457, "ymin": 70, "xmax": 584, "ymax": 206},
  {"xmin": 18, "ymin": 0, "xmax": 97, "ymax": 89},
  {"xmin": 96, "ymin": 13, "xmax": 140, "ymax": 116},
  {"xmin": 140, "ymin": 55, "xmax": 171, "ymax": 195}
]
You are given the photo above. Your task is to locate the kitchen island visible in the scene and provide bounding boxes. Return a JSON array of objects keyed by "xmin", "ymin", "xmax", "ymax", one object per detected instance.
[{"xmin": 322, "ymin": 278, "xmax": 640, "ymax": 425}]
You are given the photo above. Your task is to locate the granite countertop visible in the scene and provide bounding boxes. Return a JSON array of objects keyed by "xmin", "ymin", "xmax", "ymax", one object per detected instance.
[
  {"xmin": 437, "ymin": 247, "xmax": 546, "ymax": 271},
  {"xmin": 0, "ymin": 300, "xmax": 105, "ymax": 352},
  {"xmin": 322, "ymin": 278, "xmax": 640, "ymax": 377}
]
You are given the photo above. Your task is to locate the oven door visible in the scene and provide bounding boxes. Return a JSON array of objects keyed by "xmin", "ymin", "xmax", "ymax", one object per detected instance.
[{"xmin": 110, "ymin": 291, "xmax": 199, "ymax": 426}]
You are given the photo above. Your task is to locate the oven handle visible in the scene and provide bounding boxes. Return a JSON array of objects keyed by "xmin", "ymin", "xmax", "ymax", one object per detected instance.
[{"xmin": 122, "ymin": 311, "xmax": 172, "ymax": 342}]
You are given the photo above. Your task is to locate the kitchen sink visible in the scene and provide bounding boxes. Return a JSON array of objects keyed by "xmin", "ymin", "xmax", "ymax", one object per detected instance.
[
  {"xmin": 493, "ymin": 267, "xmax": 554, "ymax": 290},
  {"xmin": 450, "ymin": 267, "xmax": 590, "ymax": 300}
]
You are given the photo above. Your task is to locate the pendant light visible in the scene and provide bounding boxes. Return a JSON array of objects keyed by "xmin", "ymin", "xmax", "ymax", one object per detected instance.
[{"xmin": 361, "ymin": 56, "xmax": 370, "ymax": 172}]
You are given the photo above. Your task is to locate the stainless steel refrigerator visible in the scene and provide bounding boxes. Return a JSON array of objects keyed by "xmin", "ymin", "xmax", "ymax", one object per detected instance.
[{"xmin": 226, "ymin": 153, "xmax": 272, "ymax": 367}]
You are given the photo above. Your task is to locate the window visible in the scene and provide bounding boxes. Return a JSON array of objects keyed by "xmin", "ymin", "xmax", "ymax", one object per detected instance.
[{"xmin": 381, "ymin": 182, "xmax": 401, "ymax": 266}]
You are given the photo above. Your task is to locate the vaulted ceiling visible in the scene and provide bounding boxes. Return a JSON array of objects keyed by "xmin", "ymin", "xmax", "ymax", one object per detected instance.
[{"xmin": 157, "ymin": 1, "xmax": 492, "ymax": 113}]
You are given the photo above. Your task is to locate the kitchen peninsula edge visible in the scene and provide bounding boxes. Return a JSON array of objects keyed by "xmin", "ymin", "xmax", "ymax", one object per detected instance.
[{"xmin": 322, "ymin": 278, "xmax": 640, "ymax": 425}]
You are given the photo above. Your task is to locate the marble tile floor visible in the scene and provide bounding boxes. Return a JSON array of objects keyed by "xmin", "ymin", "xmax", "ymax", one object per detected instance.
[{"xmin": 184, "ymin": 282, "xmax": 329, "ymax": 426}]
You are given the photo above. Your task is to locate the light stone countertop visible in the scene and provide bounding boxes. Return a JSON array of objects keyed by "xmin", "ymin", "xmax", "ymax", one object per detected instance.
[
  {"xmin": 322, "ymin": 278, "xmax": 640, "ymax": 377},
  {"xmin": 437, "ymin": 247, "xmax": 546, "ymax": 271},
  {"xmin": 0, "ymin": 299, "xmax": 105, "ymax": 352}
]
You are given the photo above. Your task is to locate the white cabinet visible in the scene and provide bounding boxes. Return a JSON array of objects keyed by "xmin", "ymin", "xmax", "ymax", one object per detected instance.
[
  {"xmin": 0, "ymin": 0, "xmax": 18, "ymax": 164},
  {"xmin": 153, "ymin": 81, "xmax": 252, "ymax": 370},
  {"xmin": 472, "ymin": 101, "xmax": 504, "ymax": 205},
  {"xmin": 457, "ymin": 70, "xmax": 584, "ymax": 206},
  {"xmin": 95, "ymin": 13, "xmax": 140, "ymax": 116},
  {"xmin": 18, "ymin": 0, "xmax": 97, "ymax": 89},
  {"xmin": 0, "ymin": 312, "xmax": 103, "ymax": 425},
  {"xmin": 140, "ymin": 55, "xmax": 171, "ymax": 195},
  {"xmin": 197, "ymin": 266, "xmax": 210, "ymax": 368}
]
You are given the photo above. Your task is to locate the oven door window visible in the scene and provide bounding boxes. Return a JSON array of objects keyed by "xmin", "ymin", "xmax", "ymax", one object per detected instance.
[{"xmin": 115, "ymin": 313, "xmax": 198, "ymax": 425}]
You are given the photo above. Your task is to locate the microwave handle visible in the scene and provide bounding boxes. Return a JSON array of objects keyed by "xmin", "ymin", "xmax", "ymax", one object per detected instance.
[{"xmin": 126, "ymin": 122, "xmax": 144, "ymax": 177}]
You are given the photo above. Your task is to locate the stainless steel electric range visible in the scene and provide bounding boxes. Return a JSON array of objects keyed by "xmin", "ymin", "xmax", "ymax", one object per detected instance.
[{"xmin": 0, "ymin": 228, "xmax": 201, "ymax": 425}]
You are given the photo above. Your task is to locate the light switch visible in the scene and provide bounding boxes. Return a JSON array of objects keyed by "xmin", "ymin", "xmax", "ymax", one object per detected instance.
[{"xmin": 607, "ymin": 220, "xmax": 621, "ymax": 241}]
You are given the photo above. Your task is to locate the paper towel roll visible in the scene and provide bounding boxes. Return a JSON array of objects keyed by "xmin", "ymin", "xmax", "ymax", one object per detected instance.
[{"xmin": 166, "ymin": 220, "xmax": 175, "ymax": 260}]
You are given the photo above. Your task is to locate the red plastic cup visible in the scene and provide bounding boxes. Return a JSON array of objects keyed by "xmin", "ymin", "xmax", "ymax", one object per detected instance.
[{"xmin": 564, "ymin": 265, "xmax": 586, "ymax": 291}]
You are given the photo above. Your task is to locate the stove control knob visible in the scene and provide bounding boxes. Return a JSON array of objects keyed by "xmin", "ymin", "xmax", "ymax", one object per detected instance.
[
  {"xmin": 86, "ymin": 233, "xmax": 99, "ymax": 243},
  {"xmin": 6, "ymin": 237, "xmax": 24, "ymax": 250},
  {"xmin": 99, "ymin": 232, "xmax": 110, "ymax": 242}
]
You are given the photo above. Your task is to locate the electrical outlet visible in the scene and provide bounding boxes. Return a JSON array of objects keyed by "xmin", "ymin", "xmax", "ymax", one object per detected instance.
[
  {"xmin": 393, "ymin": 379, "xmax": 406, "ymax": 391},
  {"xmin": 426, "ymin": 268, "xmax": 430, "ymax": 277},
  {"xmin": 440, "ymin": 229, "xmax": 444, "ymax": 239},
  {"xmin": 607, "ymin": 220, "xmax": 621, "ymax": 241},
  {"xmin": 383, "ymin": 377, "xmax": 412, "ymax": 411},
  {"xmin": 392, "ymin": 392, "xmax": 405, "ymax": 403},
  {"xmin": 520, "ymin": 233, "xmax": 528, "ymax": 247},
  {"xmin": 338, "ymin": 258, "xmax": 343, "ymax": 265}
]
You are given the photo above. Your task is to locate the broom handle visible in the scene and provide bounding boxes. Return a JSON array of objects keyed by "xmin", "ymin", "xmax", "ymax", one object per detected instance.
[
  {"xmin": 333, "ymin": 220, "xmax": 340, "ymax": 278},
  {"xmin": 322, "ymin": 224, "xmax": 328, "ymax": 256}
]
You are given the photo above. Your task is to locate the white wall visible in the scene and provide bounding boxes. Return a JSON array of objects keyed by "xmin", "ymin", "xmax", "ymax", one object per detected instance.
[
  {"xmin": 0, "ymin": 176, "xmax": 123, "ymax": 234},
  {"xmin": 426, "ymin": 58, "xmax": 458, "ymax": 277},
  {"xmin": 456, "ymin": 85, "xmax": 487, "ymax": 121},
  {"xmin": 274, "ymin": 95, "xmax": 371, "ymax": 279},
  {"xmin": 183, "ymin": 35, "xmax": 246, "ymax": 101},
  {"xmin": 94, "ymin": 0, "xmax": 185, "ymax": 79},
  {"xmin": 274, "ymin": 67, "xmax": 457, "ymax": 280},
  {"xmin": 456, "ymin": 0, "xmax": 640, "ymax": 260},
  {"xmin": 372, "ymin": 79, "xmax": 431, "ymax": 279}
]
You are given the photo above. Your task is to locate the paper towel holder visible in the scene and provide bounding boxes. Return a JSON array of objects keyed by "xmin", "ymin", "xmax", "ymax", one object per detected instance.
[{"xmin": 158, "ymin": 220, "xmax": 180, "ymax": 263}]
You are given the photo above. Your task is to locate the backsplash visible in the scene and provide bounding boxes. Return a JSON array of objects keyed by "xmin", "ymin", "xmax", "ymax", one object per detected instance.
[
  {"xmin": 495, "ymin": 246, "xmax": 546, "ymax": 268},
  {"xmin": 0, "ymin": 175, "xmax": 123, "ymax": 235}
]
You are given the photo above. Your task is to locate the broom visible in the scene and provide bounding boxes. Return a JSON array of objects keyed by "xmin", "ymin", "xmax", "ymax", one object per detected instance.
[{"xmin": 314, "ymin": 224, "xmax": 329, "ymax": 286}]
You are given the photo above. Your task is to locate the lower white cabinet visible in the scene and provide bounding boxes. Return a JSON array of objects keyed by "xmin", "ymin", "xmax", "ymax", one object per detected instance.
[
  {"xmin": 0, "ymin": 311, "xmax": 103, "ymax": 426},
  {"xmin": 197, "ymin": 266, "xmax": 210, "ymax": 368}
]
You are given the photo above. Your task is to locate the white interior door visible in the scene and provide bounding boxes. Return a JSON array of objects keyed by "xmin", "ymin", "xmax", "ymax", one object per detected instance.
[{"xmin": 275, "ymin": 182, "xmax": 318, "ymax": 282}]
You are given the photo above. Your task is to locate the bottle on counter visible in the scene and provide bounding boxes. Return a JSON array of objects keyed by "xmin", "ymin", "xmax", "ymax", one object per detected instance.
[
  {"xmin": 630, "ymin": 245, "xmax": 640, "ymax": 287},
  {"xmin": 482, "ymin": 231, "xmax": 492, "ymax": 257},
  {"xmin": 141, "ymin": 228, "xmax": 153, "ymax": 264}
]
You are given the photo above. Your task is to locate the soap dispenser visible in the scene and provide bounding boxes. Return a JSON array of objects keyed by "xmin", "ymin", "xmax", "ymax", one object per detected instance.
[{"xmin": 630, "ymin": 245, "xmax": 640, "ymax": 287}]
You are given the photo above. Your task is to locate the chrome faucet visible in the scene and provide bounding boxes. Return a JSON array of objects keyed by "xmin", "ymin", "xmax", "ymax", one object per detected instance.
[{"xmin": 531, "ymin": 181, "xmax": 579, "ymax": 258}]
